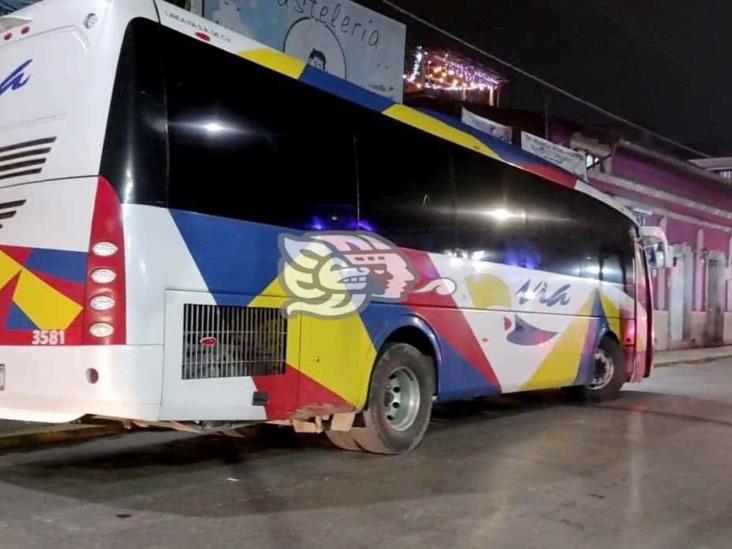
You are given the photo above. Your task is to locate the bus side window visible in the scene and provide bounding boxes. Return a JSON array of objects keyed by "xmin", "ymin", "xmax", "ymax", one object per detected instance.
[
  {"xmin": 162, "ymin": 27, "xmax": 358, "ymax": 231},
  {"xmin": 356, "ymin": 117, "xmax": 455, "ymax": 252},
  {"xmin": 516, "ymin": 177, "xmax": 593, "ymax": 278},
  {"xmin": 573, "ymin": 191, "xmax": 636, "ymax": 293},
  {"xmin": 452, "ymin": 149, "xmax": 528, "ymax": 266}
]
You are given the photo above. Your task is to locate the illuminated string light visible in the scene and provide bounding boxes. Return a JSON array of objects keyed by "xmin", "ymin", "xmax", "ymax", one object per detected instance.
[{"xmin": 404, "ymin": 47, "xmax": 505, "ymax": 101}]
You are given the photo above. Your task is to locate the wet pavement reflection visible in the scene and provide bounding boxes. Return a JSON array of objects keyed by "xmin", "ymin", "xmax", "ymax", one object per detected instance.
[{"xmin": 2, "ymin": 360, "xmax": 732, "ymax": 548}]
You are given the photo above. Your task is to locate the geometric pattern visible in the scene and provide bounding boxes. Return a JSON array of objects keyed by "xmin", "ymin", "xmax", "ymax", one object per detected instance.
[{"xmin": 0, "ymin": 246, "xmax": 84, "ymax": 333}]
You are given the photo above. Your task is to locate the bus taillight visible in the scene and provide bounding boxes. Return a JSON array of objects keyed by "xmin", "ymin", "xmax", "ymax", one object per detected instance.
[{"xmin": 83, "ymin": 178, "xmax": 126, "ymax": 345}]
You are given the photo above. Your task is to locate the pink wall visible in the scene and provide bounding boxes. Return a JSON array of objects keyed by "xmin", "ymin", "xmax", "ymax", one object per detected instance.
[{"xmin": 589, "ymin": 147, "xmax": 732, "ymax": 317}]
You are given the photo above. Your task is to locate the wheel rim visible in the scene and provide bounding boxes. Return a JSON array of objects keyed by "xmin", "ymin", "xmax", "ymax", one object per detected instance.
[
  {"xmin": 383, "ymin": 366, "xmax": 421, "ymax": 431},
  {"xmin": 587, "ymin": 348, "xmax": 615, "ymax": 390}
]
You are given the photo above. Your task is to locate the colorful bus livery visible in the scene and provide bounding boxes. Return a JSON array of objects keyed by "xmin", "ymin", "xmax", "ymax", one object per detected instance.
[{"xmin": 0, "ymin": 0, "xmax": 668, "ymax": 453}]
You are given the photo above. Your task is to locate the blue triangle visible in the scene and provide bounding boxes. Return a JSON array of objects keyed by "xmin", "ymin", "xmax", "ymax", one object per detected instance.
[{"xmin": 6, "ymin": 303, "xmax": 37, "ymax": 330}]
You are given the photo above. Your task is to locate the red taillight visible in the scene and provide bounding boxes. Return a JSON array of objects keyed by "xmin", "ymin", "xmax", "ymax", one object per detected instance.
[{"xmin": 83, "ymin": 178, "xmax": 126, "ymax": 345}]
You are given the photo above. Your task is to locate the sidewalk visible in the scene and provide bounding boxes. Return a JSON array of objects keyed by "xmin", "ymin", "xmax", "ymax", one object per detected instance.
[
  {"xmin": 0, "ymin": 420, "xmax": 124, "ymax": 451},
  {"xmin": 655, "ymin": 345, "xmax": 732, "ymax": 367}
]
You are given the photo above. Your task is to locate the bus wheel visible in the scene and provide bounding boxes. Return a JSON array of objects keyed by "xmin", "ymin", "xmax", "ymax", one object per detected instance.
[
  {"xmin": 324, "ymin": 431, "xmax": 362, "ymax": 452},
  {"xmin": 351, "ymin": 342, "xmax": 435, "ymax": 454},
  {"xmin": 572, "ymin": 337, "xmax": 626, "ymax": 402}
]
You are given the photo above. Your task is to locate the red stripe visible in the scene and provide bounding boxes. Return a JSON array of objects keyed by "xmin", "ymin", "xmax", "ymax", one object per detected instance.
[
  {"xmin": 403, "ymin": 250, "xmax": 501, "ymax": 389},
  {"xmin": 254, "ymin": 365, "xmax": 353, "ymax": 420},
  {"xmin": 523, "ymin": 164, "xmax": 577, "ymax": 188},
  {"xmin": 84, "ymin": 178, "xmax": 126, "ymax": 345},
  {"xmin": 0, "ymin": 245, "xmax": 32, "ymax": 266}
]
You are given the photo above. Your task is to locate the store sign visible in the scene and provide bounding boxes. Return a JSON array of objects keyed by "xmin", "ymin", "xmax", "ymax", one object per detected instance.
[
  {"xmin": 461, "ymin": 108, "xmax": 512, "ymax": 143},
  {"xmin": 521, "ymin": 131, "xmax": 587, "ymax": 180},
  {"xmin": 205, "ymin": 0, "xmax": 406, "ymax": 101}
]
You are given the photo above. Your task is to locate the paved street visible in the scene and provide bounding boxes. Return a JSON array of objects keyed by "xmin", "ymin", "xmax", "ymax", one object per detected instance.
[{"xmin": 2, "ymin": 360, "xmax": 732, "ymax": 549}]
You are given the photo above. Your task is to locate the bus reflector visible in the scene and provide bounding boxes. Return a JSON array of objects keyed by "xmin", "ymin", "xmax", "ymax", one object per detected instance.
[
  {"xmin": 89, "ymin": 323, "xmax": 114, "ymax": 338},
  {"xmin": 90, "ymin": 295, "xmax": 115, "ymax": 311},
  {"xmin": 92, "ymin": 242, "xmax": 118, "ymax": 257},
  {"xmin": 90, "ymin": 268, "xmax": 117, "ymax": 284}
]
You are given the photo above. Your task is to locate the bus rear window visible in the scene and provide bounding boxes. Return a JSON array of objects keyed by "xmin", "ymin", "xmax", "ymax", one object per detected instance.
[{"xmin": 100, "ymin": 18, "xmax": 167, "ymax": 207}]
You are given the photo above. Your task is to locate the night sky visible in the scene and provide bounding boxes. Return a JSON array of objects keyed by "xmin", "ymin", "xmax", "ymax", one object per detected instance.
[
  {"xmin": 380, "ymin": 0, "xmax": 732, "ymax": 158},
  {"xmin": 3, "ymin": 1, "xmax": 727, "ymax": 156}
]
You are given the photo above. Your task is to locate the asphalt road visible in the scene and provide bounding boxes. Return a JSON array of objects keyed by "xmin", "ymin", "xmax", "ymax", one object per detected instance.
[{"xmin": 2, "ymin": 360, "xmax": 732, "ymax": 549}]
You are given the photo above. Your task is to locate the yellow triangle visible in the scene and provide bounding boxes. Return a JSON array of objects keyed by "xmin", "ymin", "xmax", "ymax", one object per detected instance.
[
  {"xmin": 521, "ymin": 293, "xmax": 595, "ymax": 391},
  {"xmin": 600, "ymin": 288, "xmax": 621, "ymax": 337},
  {"xmin": 0, "ymin": 251, "xmax": 23, "ymax": 290},
  {"xmin": 249, "ymin": 276, "xmax": 376, "ymax": 408},
  {"xmin": 12, "ymin": 269, "xmax": 82, "ymax": 330}
]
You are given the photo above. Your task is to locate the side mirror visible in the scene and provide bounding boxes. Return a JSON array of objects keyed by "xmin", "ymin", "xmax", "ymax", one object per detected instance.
[{"xmin": 639, "ymin": 226, "xmax": 673, "ymax": 269}]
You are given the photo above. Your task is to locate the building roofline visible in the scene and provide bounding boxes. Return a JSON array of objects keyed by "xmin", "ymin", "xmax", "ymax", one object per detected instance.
[
  {"xmin": 689, "ymin": 157, "xmax": 732, "ymax": 170},
  {"xmin": 616, "ymin": 140, "xmax": 732, "ymax": 190}
]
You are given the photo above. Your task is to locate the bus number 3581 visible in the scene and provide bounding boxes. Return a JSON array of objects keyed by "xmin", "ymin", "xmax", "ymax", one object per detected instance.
[{"xmin": 31, "ymin": 330, "xmax": 66, "ymax": 346}]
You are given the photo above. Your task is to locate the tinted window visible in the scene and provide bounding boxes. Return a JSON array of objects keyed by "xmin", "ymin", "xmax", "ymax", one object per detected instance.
[
  {"xmin": 100, "ymin": 19, "xmax": 168, "ymax": 206},
  {"xmin": 452, "ymin": 149, "xmax": 528, "ymax": 266},
  {"xmin": 356, "ymin": 118, "xmax": 455, "ymax": 251},
  {"xmin": 517, "ymin": 179, "xmax": 595, "ymax": 277},
  {"xmin": 451, "ymin": 147, "xmax": 635, "ymax": 286},
  {"xmin": 518, "ymin": 176, "xmax": 635, "ymax": 288},
  {"xmin": 164, "ymin": 27, "xmax": 357, "ymax": 230}
]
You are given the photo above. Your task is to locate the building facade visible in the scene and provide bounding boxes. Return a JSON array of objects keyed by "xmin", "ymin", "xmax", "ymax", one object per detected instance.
[
  {"xmin": 403, "ymin": 95, "xmax": 732, "ymax": 350},
  {"xmin": 578, "ymin": 140, "xmax": 732, "ymax": 350}
]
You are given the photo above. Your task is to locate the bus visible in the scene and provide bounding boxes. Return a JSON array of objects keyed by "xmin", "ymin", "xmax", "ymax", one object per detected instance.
[{"xmin": 0, "ymin": 0, "xmax": 669, "ymax": 453}]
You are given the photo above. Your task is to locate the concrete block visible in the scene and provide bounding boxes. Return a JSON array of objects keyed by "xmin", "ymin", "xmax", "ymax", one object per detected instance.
[
  {"xmin": 690, "ymin": 311, "xmax": 707, "ymax": 347},
  {"xmin": 653, "ymin": 310, "xmax": 669, "ymax": 351},
  {"xmin": 723, "ymin": 313, "xmax": 732, "ymax": 345}
]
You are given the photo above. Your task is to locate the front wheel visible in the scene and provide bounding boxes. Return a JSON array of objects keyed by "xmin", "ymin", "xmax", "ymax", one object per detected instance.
[
  {"xmin": 346, "ymin": 342, "xmax": 435, "ymax": 454},
  {"xmin": 569, "ymin": 337, "xmax": 626, "ymax": 402}
]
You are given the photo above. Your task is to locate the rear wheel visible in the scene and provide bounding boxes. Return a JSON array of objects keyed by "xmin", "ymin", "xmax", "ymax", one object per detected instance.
[
  {"xmin": 571, "ymin": 337, "xmax": 626, "ymax": 402},
  {"xmin": 342, "ymin": 342, "xmax": 435, "ymax": 454}
]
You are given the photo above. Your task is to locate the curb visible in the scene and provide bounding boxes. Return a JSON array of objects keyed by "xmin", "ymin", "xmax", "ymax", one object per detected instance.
[
  {"xmin": 655, "ymin": 352, "xmax": 732, "ymax": 368},
  {"xmin": 0, "ymin": 423, "xmax": 125, "ymax": 451}
]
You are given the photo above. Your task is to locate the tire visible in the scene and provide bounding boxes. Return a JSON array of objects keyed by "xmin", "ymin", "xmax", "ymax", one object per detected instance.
[
  {"xmin": 325, "ymin": 431, "xmax": 362, "ymax": 452},
  {"xmin": 350, "ymin": 342, "xmax": 435, "ymax": 455},
  {"xmin": 569, "ymin": 336, "xmax": 626, "ymax": 402}
]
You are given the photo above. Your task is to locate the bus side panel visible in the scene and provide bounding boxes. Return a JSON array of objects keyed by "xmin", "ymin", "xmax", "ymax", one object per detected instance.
[
  {"xmin": 135, "ymin": 212, "xmax": 641, "ymax": 422},
  {"xmin": 396, "ymin": 250, "xmax": 634, "ymax": 397},
  {"xmin": 153, "ymin": 210, "xmax": 375, "ymax": 421}
]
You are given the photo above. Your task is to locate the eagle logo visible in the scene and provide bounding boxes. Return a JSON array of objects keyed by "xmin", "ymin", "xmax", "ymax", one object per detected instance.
[{"xmin": 279, "ymin": 232, "xmax": 454, "ymax": 318}]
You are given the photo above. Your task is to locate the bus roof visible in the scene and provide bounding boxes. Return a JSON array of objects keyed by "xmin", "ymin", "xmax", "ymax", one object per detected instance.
[{"xmin": 159, "ymin": 3, "xmax": 638, "ymax": 224}]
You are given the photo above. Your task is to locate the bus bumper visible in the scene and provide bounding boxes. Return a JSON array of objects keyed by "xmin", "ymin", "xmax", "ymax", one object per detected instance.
[{"xmin": 0, "ymin": 345, "xmax": 163, "ymax": 423}]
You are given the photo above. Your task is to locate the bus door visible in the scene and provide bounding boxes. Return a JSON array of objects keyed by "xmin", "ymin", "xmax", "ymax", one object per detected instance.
[{"xmin": 633, "ymin": 239, "xmax": 656, "ymax": 380}]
